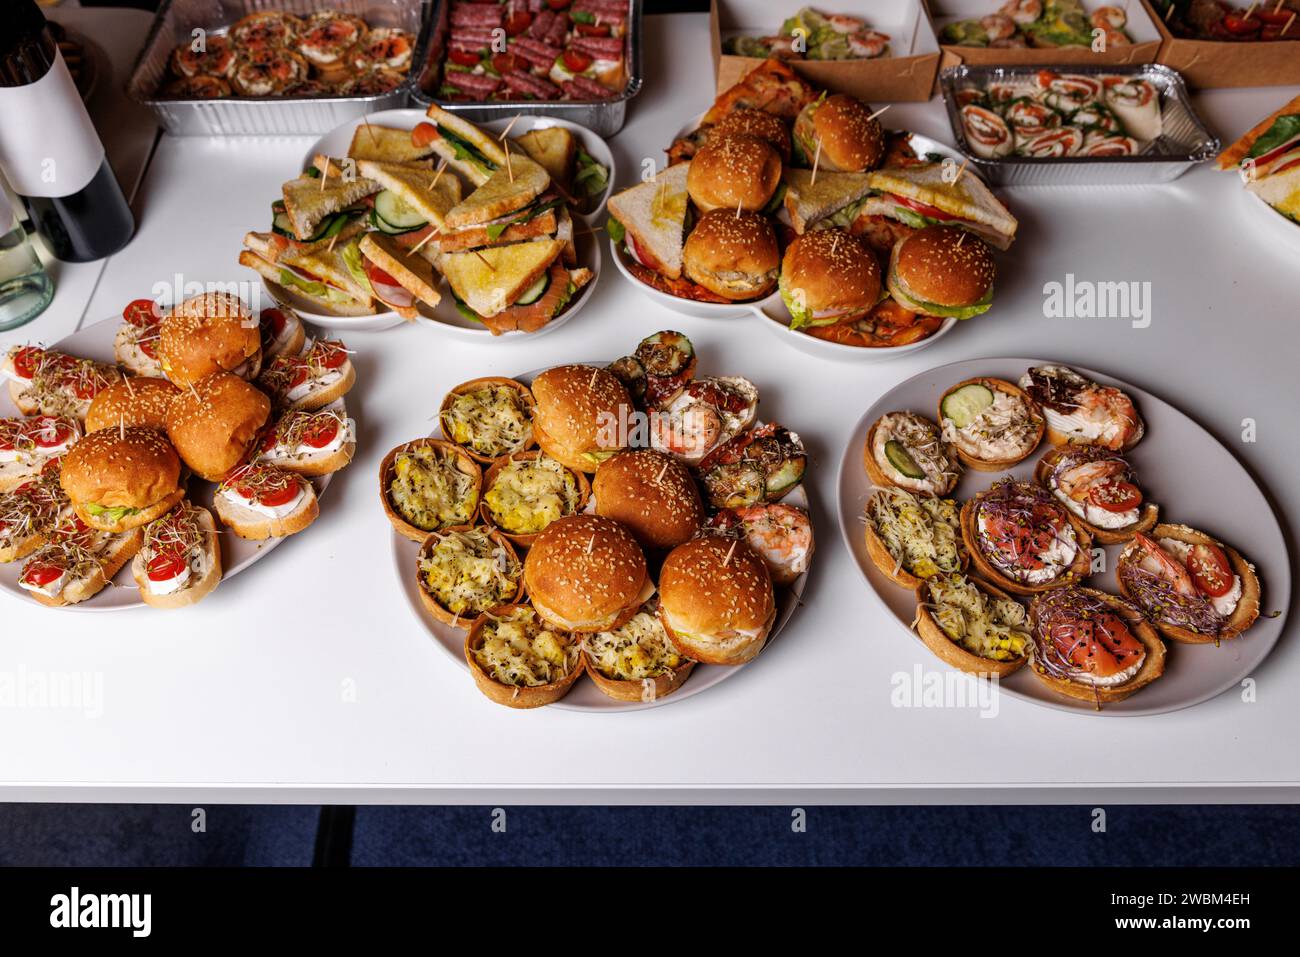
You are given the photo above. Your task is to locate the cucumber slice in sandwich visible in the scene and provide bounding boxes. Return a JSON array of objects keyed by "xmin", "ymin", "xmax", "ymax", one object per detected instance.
[
  {"xmin": 374, "ymin": 189, "xmax": 429, "ymax": 231},
  {"xmin": 514, "ymin": 272, "xmax": 550, "ymax": 306}
]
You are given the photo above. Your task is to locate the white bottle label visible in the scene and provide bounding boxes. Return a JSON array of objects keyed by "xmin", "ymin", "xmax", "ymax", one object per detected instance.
[{"xmin": 0, "ymin": 48, "xmax": 105, "ymax": 198}]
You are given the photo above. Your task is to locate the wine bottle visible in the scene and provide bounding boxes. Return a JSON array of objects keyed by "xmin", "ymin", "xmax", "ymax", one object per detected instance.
[{"xmin": 0, "ymin": 0, "xmax": 134, "ymax": 263}]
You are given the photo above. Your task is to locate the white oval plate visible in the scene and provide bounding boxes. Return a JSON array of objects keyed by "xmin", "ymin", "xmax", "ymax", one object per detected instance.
[
  {"xmin": 0, "ymin": 314, "xmax": 335, "ymax": 612},
  {"xmin": 389, "ymin": 363, "xmax": 811, "ymax": 712},
  {"xmin": 298, "ymin": 108, "xmax": 607, "ymax": 339},
  {"xmin": 836, "ymin": 356, "xmax": 1290, "ymax": 716}
]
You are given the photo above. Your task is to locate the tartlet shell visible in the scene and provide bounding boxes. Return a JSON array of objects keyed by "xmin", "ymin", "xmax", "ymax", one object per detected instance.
[
  {"xmin": 1033, "ymin": 445, "xmax": 1159, "ymax": 545},
  {"xmin": 415, "ymin": 524, "xmax": 524, "ymax": 629},
  {"xmin": 478, "ymin": 449, "xmax": 592, "ymax": 549},
  {"xmin": 1026, "ymin": 587, "xmax": 1167, "ymax": 705},
  {"xmin": 912, "ymin": 575, "xmax": 1028, "ymax": 677},
  {"xmin": 1116, "ymin": 523, "xmax": 1261, "ymax": 644},
  {"xmin": 379, "ymin": 437, "xmax": 482, "ymax": 543},
  {"xmin": 863, "ymin": 413, "xmax": 960, "ymax": 496},
  {"xmin": 438, "ymin": 376, "xmax": 536, "ymax": 465},
  {"xmin": 464, "ymin": 603, "xmax": 584, "ymax": 708},
  {"xmin": 938, "ymin": 377, "xmax": 1044, "ymax": 471},
  {"xmin": 959, "ymin": 489, "xmax": 1094, "ymax": 596},
  {"xmin": 583, "ymin": 651, "xmax": 696, "ymax": 702}
]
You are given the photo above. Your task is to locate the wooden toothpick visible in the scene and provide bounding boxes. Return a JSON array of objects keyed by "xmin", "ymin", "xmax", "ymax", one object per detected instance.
[
  {"xmin": 473, "ymin": 249, "xmax": 495, "ymax": 271},
  {"xmin": 955, "ymin": 231, "xmax": 967, "ymax": 248},
  {"xmin": 497, "ymin": 113, "xmax": 522, "ymax": 141},
  {"xmin": 319, "ymin": 157, "xmax": 330, "ymax": 193},
  {"xmin": 1285, "ymin": 11, "xmax": 1296, "ymax": 33},
  {"xmin": 409, "ymin": 227, "xmax": 439, "ymax": 255},
  {"xmin": 810, "ymin": 137, "xmax": 823, "ymax": 186},
  {"xmin": 1244, "ymin": 0, "xmax": 1259, "ymax": 19},
  {"xmin": 363, "ymin": 117, "xmax": 377, "ymax": 145},
  {"xmin": 505, "ymin": 149, "xmax": 514, "ymax": 183},
  {"xmin": 867, "ymin": 104, "xmax": 891, "ymax": 122},
  {"xmin": 723, "ymin": 540, "xmax": 737, "ymax": 567},
  {"xmin": 1164, "ymin": 1, "xmax": 1176, "ymax": 20},
  {"xmin": 656, "ymin": 461, "xmax": 669, "ymax": 483},
  {"xmin": 955, "ymin": 157, "xmax": 969, "ymax": 182},
  {"xmin": 427, "ymin": 159, "xmax": 447, "ymax": 192}
]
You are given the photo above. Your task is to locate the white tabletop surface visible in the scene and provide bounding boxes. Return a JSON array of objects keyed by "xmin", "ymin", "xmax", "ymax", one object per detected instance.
[{"xmin": 2, "ymin": 13, "xmax": 1298, "ymax": 804}]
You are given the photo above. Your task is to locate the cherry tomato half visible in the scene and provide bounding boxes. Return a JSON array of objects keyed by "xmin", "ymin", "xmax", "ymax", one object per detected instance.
[
  {"xmin": 1088, "ymin": 480, "xmax": 1142, "ymax": 513},
  {"xmin": 147, "ymin": 552, "xmax": 188, "ymax": 582},
  {"xmin": 562, "ymin": 49, "xmax": 593, "ymax": 73},
  {"xmin": 1187, "ymin": 543, "xmax": 1233, "ymax": 598}
]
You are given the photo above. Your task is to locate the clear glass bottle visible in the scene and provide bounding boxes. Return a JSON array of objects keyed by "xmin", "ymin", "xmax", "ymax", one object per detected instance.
[{"xmin": 0, "ymin": 204, "xmax": 53, "ymax": 330}]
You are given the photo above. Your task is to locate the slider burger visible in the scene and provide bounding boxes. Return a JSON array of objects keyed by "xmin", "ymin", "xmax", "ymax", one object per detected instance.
[
  {"xmin": 593, "ymin": 449, "xmax": 705, "ymax": 551},
  {"xmin": 682, "ymin": 209, "xmax": 780, "ymax": 301},
  {"xmin": 523, "ymin": 514, "xmax": 653, "ymax": 633},
  {"xmin": 779, "ymin": 227, "xmax": 882, "ymax": 329},
  {"xmin": 711, "ymin": 108, "xmax": 793, "ymax": 163},
  {"xmin": 686, "ymin": 133, "xmax": 782, "ymax": 213},
  {"xmin": 657, "ymin": 535, "xmax": 776, "ymax": 665},
  {"xmin": 85, "ymin": 377, "xmax": 180, "ymax": 433},
  {"xmin": 165, "ymin": 372, "xmax": 272, "ymax": 482},
  {"xmin": 530, "ymin": 364, "xmax": 632, "ymax": 473},
  {"xmin": 793, "ymin": 93, "xmax": 886, "ymax": 172},
  {"xmin": 158, "ymin": 292, "xmax": 262, "ymax": 387},
  {"xmin": 59, "ymin": 426, "xmax": 184, "ymax": 533},
  {"xmin": 886, "ymin": 225, "xmax": 996, "ymax": 320}
]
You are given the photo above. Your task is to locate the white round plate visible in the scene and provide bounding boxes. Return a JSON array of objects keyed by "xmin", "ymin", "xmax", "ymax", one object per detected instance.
[
  {"xmin": 0, "ymin": 314, "xmax": 335, "ymax": 612},
  {"xmin": 299, "ymin": 108, "xmax": 606, "ymax": 339},
  {"xmin": 836, "ymin": 356, "xmax": 1290, "ymax": 716},
  {"xmin": 607, "ymin": 234, "xmax": 772, "ymax": 319},
  {"xmin": 389, "ymin": 363, "xmax": 811, "ymax": 712},
  {"xmin": 306, "ymin": 108, "xmax": 616, "ymax": 222},
  {"xmin": 258, "ymin": 278, "xmax": 408, "ymax": 333}
]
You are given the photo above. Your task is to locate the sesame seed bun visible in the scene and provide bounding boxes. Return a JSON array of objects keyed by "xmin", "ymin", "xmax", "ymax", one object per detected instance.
[
  {"xmin": 158, "ymin": 293, "xmax": 262, "ymax": 388},
  {"xmin": 779, "ymin": 228, "xmax": 881, "ymax": 324},
  {"xmin": 85, "ymin": 377, "xmax": 181, "ymax": 433},
  {"xmin": 683, "ymin": 209, "xmax": 779, "ymax": 300},
  {"xmin": 888, "ymin": 226, "xmax": 996, "ymax": 310},
  {"xmin": 523, "ymin": 514, "xmax": 650, "ymax": 633},
  {"xmin": 657, "ymin": 536, "xmax": 776, "ymax": 665},
  {"xmin": 794, "ymin": 94, "xmax": 885, "ymax": 172},
  {"xmin": 712, "ymin": 109, "xmax": 792, "ymax": 163},
  {"xmin": 594, "ymin": 449, "xmax": 705, "ymax": 551},
  {"xmin": 686, "ymin": 133, "xmax": 782, "ymax": 213},
  {"xmin": 165, "ymin": 372, "xmax": 272, "ymax": 481},
  {"xmin": 60, "ymin": 426, "xmax": 184, "ymax": 531},
  {"xmin": 531, "ymin": 364, "xmax": 632, "ymax": 473}
]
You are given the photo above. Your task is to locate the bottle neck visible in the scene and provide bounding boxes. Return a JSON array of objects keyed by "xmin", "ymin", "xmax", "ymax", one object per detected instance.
[{"xmin": 0, "ymin": 1, "xmax": 56, "ymax": 88}]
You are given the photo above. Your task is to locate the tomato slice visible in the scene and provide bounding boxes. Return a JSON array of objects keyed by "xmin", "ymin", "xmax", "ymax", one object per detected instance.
[
  {"xmin": 28, "ymin": 417, "xmax": 74, "ymax": 449},
  {"xmin": 563, "ymin": 49, "xmax": 593, "ymax": 73},
  {"xmin": 1257, "ymin": 9, "xmax": 1294, "ymax": 25},
  {"xmin": 504, "ymin": 11, "xmax": 533, "ymax": 36},
  {"xmin": 140, "ymin": 339, "xmax": 158, "ymax": 359},
  {"xmin": 448, "ymin": 48, "xmax": 483, "ymax": 67},
  {"xmin": 491, "ymin": 52, "xmax": 525, "ymax": 74},
  {"xmin": 364, "ymin": 262, "xmax": 399, "ymax": 287},
  {"xmin": 261, "ymin": 307, "xmax": 288, "ymax": 337},
  {"xmin": 258, "ymin": 481, "xmax": 300, "ymax": 507},
  {"xmin": 1088, "ymin": 479, "xmax": 1141, "ymax": 513},
  {"xmin": 411, "ymin": 122, "xmax": 439, "ymax": 148},
  {"xmin": 22, "ymin": 562, "xmax": 64, "ymax": 587},
  {"xmin": 300, "ymin": 418, "xmax": 340, "ymax": 449},
  {"xmin": 147, "ymin": 552, "xmax": 188, "ymax": 582},
  {"xmin": 1223, "ymin": 14, "xmax": 1262, "ymax": 35},
  {"xmin": 123, "ymin": 298, "xmax": 161, "ymax": 327},
  {"xmin": 891, "ymin": 194, "xmax": 962, "ymax": 222},
  {"xmin": 1187, "ymin": 543, "xmax": 1233, "ymax": 598},
  {"xmin": 315, "ymin": 341, "xmax": 348, "ymax": 370},
  {"xmin": 576, "ymin": 22, "xmax": 612, "ymax": 37},
  {"xmin": 12, "ymin": 346, "xmax": 42, "ymax": 379}
]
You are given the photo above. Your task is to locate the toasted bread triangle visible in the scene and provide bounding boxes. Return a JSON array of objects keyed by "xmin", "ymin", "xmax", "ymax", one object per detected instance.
[
  {"xmin": 606, "ymin": 162, "xmax": 690, "ymax": 280},
  {"xmin": 782, "ymin": 169, "xmax": 875, "ymax": 232},
  {"xmin": 348, "ymin": 123, "xmax": 438, "ymax": 164},
  {"xmin": 866, "ymin": 163, "xmax": 1018, "ymax": 238},
  {"xmin": 356, "ymin": 159, "xmax": 463, "ymax": 228},
  {"xmin": 444, "ymin": 155, "xmax": 550, "ymax": 229},
  {"xmin": 359, "ymin": 233, "xmax": 441, "ymax": 309},
  {"xmin": 437, "ymin": 239, "xmax": 563, "ymax": 317},
  {"xmin": 281, "ymin": 165, "xmax": 379, "ymax": 241},
  {"xmin": 515, "ymin": 127, "xmax": 577, "ymax": 187}
]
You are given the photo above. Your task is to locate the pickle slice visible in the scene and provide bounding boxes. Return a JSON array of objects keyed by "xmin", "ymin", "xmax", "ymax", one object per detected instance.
[
  {"xmin": 884, "ymin": 440, "xmax": 924, "ymax": 479},
  {"xmin": 941, "ymin": 383, "xmax": 995, "ymax": 429}
]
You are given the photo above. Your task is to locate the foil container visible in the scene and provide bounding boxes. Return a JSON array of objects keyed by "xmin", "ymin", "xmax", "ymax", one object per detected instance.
[
  {"xmin": 126, "ymin": 0, "xmax": 429, "ymax": 136},
  {"xmin": 939, "ymin": 63, "xmax": 1219, "ymax": 186},
  {"xmin": 410, "ymin": 0, "xmax": 642, "ymax": 138}
]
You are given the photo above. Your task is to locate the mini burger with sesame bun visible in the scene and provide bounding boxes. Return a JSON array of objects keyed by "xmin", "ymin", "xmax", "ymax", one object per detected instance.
[
  {"xmin": 793, "ymin": 93, "xmax": 886, "ymax": 172},
  {"xmin": 886, "ymin": 225, "xmax": 996, "ymax": 320},
  {"xmin": 530, "ymin": 364, "xmax": 632, "ymax": 473},
  {"xmin": 158, "ymin": 292, "xmax": 263, "ymax": 388},
  {"xmin": 683, "ymin": 209, "xmax": 780, "ymax": 301},
  {"xmin": 710, "ymin": 108, "xmax": 793, "ymax": 163},
  {"xmin": 779, "ymin": 228, "xmax": 882, "ymax": 329},
  {"xmin": 85, "ymin": 377, "xmax": 180, "ymax": 433},
  {"xmin": 59, "ymin": 427, "xmax": 185, "ymax": 533},
  {"xmin": 657, "ymin": 535, "xmax": 776, "ymax": 665},
  {"xmin": 593, "ymin": 449, "xmax": 705, "ymax": 552},
  {"xmin": 686, "ymin": 133, "xmax": 783, "ymax": 213},
  {"xmin": 165, "ymin": 372, "xmax": 272, "ymax": 482},
  {"xmin": 523, "ymin": 514, "xmax": 654, "ymax": 633}
]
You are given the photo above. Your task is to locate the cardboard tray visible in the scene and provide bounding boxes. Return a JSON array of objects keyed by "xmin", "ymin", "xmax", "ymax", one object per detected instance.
[
  {"xmin": 710, "ymin": 0, "xmax": 941, "ymax": 103},
  {"xmin": 1141, "ymin": 0, "xmax": 1300, "ymax": 90},
  {"xmin": 928, "ymin": 0, "xmax": 1162, "ymax": 71}
]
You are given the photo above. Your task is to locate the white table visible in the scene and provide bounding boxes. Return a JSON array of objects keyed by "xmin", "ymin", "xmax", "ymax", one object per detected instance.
[{"xmin": 3, "ymin": 13, "xmax": 1298, "ymax": 805}]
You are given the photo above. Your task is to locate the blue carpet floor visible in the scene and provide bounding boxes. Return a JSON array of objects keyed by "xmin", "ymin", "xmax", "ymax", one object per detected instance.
[{"xmin": 0, "ymin": 805, "xmax": 1296, "ymax": 866}]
